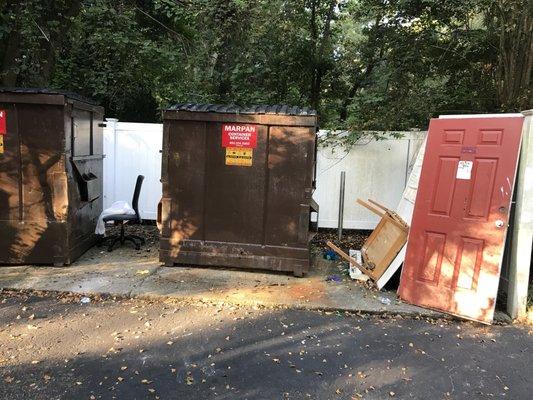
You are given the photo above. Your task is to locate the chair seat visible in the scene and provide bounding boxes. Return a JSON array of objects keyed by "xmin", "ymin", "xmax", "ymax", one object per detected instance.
[{"xmin": 103, "ymin": 214, "xmax": 138, "ymax": 222}]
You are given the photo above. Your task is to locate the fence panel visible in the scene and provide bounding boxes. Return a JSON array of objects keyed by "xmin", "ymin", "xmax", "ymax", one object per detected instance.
[{"xmin": 314, "ymin": 132, "xmax": 425, "ymax": 229}]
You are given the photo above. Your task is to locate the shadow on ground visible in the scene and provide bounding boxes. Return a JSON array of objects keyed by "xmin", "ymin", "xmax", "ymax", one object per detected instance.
[
  {"xmin": 0, "ymin": 226, "xmax": 436, "ymax": 318},
  {"xmin": 0, "ymin": 292, "xmax": 531, "ymax": 400}
]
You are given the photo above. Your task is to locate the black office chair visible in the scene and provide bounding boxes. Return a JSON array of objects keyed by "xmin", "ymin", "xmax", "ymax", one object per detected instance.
[{"xmin": 102, "ymin": 175, "xmax": 146, "ymax": 251}]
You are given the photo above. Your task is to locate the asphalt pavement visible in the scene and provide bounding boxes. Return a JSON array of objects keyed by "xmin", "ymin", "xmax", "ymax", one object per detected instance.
[{"xmin": 0, "ymin": 290, "xmax": 531, "ymax": 400}]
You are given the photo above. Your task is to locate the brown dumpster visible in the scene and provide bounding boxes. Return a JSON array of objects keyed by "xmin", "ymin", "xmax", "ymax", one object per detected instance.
[
  {"xmin": 0, "ymin": 88, "xmax": 104, "ymax": 265},
  {"xmin": 159, "ymin": 104, "xmax": 318, "ymax": 276}
]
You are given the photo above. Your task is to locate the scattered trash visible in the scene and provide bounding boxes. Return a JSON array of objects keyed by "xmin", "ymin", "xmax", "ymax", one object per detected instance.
[
  {"xmin": 323, "ymin": 249, "xmax": 338, "ymax": 261},
  {"xmin": 80, "ymin": 297, "xmax": 91, "ymax": 304},
  {"xmin": 326, "ymin": 198, "xmax": 409, "ymax": 287},
  {"xmin": 326, "ymin": 241, "xmax": 366, "ymax": 276},
  {"xmin": 326, "ymin": 274, "xmax": 343, "ymax": 283},
  {"xmin": 349, "ymin": 249, "xmax": 369, "ymax": 281},
  {"xmin": 379, "ymin": 296, "xmax": 392, "ymax": 305}
]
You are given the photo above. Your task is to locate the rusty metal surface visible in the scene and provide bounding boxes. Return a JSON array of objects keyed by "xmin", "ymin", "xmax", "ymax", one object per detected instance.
[
  {"xmin": 160, "ymin": 105, "xmax": 318, "ymax": 276},
  {"xmin": 0, "ymin": 90, "xmax": 103, "ymax": 265}
]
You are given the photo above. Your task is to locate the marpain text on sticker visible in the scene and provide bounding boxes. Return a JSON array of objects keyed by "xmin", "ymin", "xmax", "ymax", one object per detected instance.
[{"xmin": 222, "ymin": 124, "xmax": 257, "ymax": 148}]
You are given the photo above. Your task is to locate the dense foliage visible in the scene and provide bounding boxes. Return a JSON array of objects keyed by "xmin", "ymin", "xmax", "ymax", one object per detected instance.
[{"xmin": 1, "ymin": 0, "xmax": 531, "ymax": 131}]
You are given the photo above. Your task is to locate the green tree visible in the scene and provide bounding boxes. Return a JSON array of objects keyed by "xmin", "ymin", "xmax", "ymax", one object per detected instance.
[{"xmin": 0, "ymin": 0, "xmax": 530, "ymax": 125}]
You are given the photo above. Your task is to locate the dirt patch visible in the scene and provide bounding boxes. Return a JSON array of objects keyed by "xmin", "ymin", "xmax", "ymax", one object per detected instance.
[
  {"xmin": 104, "ymin": 223, "xmax": 160, "ymax": 249},
  {"xmin": 311, "ymin": 228, "xmax": 372, "ymax": 256}
]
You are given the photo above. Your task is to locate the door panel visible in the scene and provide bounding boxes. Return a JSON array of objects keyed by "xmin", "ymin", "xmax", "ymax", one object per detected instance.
[{"xmin": 399, "ymin": 116, "xmax": 524, "ymax": 323}]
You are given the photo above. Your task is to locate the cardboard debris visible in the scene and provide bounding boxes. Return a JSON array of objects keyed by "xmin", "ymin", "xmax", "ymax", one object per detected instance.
[{"xmin": 349, "ymin": 249, "xmax": 368, "ymax": 281}]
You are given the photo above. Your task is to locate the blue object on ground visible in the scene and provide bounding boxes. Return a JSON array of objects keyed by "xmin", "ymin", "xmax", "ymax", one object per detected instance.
[
  {"xmin": 324, "ymin": 250, "xmax": 338, "ymax": 261},
  {"xmin": 326, "ymin": 274, "xmax": 343, "ymax": 282}
]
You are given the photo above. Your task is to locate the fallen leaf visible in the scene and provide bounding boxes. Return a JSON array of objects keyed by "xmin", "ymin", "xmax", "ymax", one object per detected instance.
[{"xmin": 136, "ymin": 269, "xmax": 150, "ymax": 275}]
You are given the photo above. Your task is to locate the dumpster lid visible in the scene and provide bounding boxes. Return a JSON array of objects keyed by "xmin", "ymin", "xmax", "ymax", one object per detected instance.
[
  {"xmin": 167, "ymin": 103, "xmax": 317, "ymax": 116},
  {"xmin": 0, "ymin": 87, "xmax": 99, "ymax": 106}
]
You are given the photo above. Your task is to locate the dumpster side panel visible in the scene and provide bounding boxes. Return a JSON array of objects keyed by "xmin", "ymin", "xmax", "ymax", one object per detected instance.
[
  {"xmin": 71, "ymin": 108, "xmax": 91, "ymax": 157},
  {"xmin": 265, "ymin": 126, "xmax": 315, "ymax": 247},
  {"xmin": 66, "ymin": 106, "xmax": 103, "ymax": 263}
]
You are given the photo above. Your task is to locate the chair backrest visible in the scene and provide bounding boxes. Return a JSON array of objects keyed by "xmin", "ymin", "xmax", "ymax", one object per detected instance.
[{"xmin": 131, "ymin": 175, "xmax": 145, "ymax": 221}]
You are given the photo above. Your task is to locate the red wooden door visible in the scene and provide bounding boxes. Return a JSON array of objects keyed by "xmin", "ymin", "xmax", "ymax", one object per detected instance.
[{"xmin": 398, "ymin": 116, "xmax": 524, "ymax": 323}]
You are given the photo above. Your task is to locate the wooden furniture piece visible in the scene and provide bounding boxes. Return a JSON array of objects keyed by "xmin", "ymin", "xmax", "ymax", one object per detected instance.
[{"xmin": 327, "ymin": 198, "xmax": 409, "ymax": 282}]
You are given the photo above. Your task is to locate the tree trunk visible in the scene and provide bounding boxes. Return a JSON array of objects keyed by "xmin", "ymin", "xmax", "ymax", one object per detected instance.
[
  {"xmin": 310, "ymin": 0, "xmax": 337, "ymax": 112},
  {"xmin": 494, "ymin": 0, "xmax": 532, "ymax": 110},
  {"xmin": 2, "ymin": 29, "xmax": 22, "ymax": 86},
  {"xmin": 39, "ymin": 0, "xmax": 82, "ymax": 86}
]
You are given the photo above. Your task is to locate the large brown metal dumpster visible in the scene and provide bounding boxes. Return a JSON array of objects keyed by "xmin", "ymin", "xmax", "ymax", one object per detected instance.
[
  {"xmin": 159, "ymin": 104, "xmax": 318, "ymax": 276},
  {"xmin": 0, "ymin": 88, "xmax": 104, "ymax": 265}
]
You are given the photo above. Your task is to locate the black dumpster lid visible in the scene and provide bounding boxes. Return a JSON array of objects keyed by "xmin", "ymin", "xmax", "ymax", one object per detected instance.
[
  {"xmin": 0, "ymin": 87, "xmax": 98, "ymax": 105},
  {"xmin": 167, "ymin": 103, "xmax": 317, "ymax": 116}
]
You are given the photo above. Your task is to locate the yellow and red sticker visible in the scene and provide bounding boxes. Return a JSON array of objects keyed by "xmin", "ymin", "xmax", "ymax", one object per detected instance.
[
  {"xmin": 222, "ymin": 124, "xmax": 257, "ymax": 166},
  {"xmin": 225, "ymin": 147, "xmax": 252, "ymax": 166}
]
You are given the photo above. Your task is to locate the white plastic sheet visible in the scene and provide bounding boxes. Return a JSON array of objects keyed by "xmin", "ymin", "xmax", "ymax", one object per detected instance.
[{"xmin": 95, "ymin": 200, "xmax": 136, "ymax": 235}]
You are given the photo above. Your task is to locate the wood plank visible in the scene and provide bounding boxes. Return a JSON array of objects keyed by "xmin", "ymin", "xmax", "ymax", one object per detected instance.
[
  {"xmin": 356, "ymin": 198, "xmax": 385, "ymax": 217},
  {"xmin": 326, "ymin": 241, "xmax": 372, "ymax": 276}
]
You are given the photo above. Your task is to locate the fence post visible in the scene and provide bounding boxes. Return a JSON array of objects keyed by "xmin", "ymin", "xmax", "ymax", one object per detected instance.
[
  {"xmin": 103, "ymin": 118, "xmax": 119, "ymax": 210},
  {"xmin": 337, "ymin": 171, "xmax": 346, "ymax": 240}
]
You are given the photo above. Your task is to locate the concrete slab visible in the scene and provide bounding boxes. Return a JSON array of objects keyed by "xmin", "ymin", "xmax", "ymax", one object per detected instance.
[{"xmin": 0, "ymin": 237, "xmax": 438, "ymax": 318}]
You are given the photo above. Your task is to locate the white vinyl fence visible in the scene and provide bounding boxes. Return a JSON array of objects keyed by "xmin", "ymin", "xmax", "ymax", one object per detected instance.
[
  {"xmin": 103, "ymin": 119, "xmax": 425, "ymax": 229},
  {"xmin": 103, "ymin": 119, "xmax": 162, "ymax": 220},
  {"xmin": 314, "ymin": 131, "xmax": 425, "ymax": 229}
]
